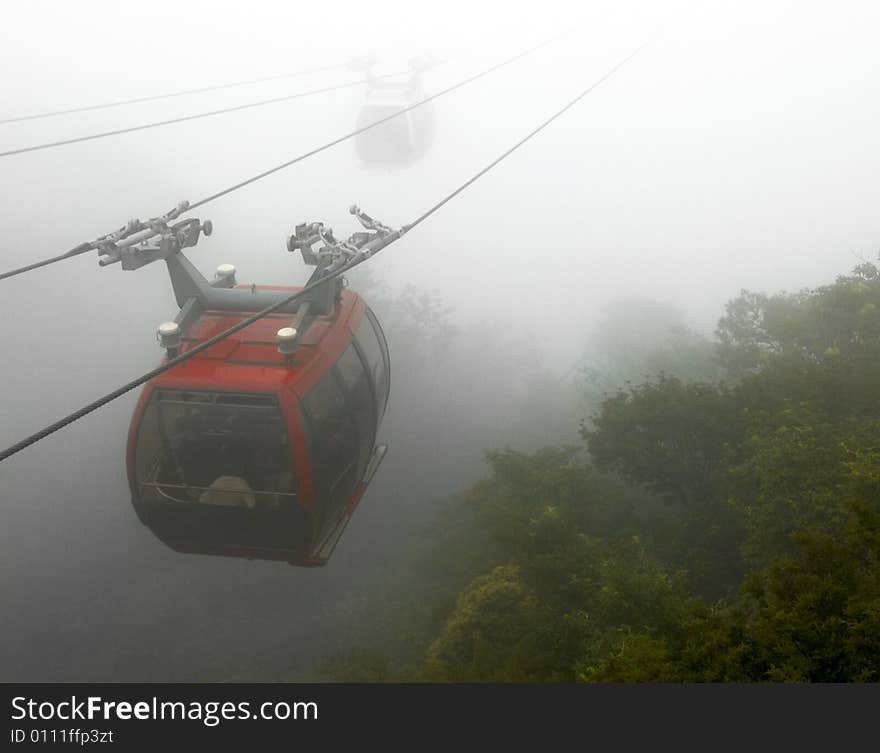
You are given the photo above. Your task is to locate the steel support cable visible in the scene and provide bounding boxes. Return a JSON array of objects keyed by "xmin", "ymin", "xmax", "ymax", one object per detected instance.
[
  {"xmin": 0, "ymin": 242, "xmax": 95, "ymax": 281},
  {"xmin": 187, "ymin": 37, "xmax": 560, "ymax": 209},
  {"xmin": 401, "ymin": 46, "xmax": 645, "ymax": 234},
  {"xmin": 0, "ymin": 63, "xmax": 347, "ymax": 126},
  {"xmin": 0, "ymin": 254, "xmax": 371, "ymax": 464},
  {"xmin": 0, "ymin": 45, "xmax": 644, "ymax": 464},
  {"xmin": 0, "ymin": 75, "xmax": 396, "ymax": 159},
  {"xmin": 0, "ymin": 37, "xmax": 557, "ymax": 281}
]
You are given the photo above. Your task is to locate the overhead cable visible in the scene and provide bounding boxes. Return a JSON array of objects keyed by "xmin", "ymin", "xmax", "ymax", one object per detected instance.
[
  {"xmin": 0, "ymin": 36, "xmax": 557, "ymax": 280},
  {"xmin": 0, "ymin": 76, "xmax": 392, "ymax": 159},
  {"xmin": 0, "ymin": 44, "xmax": 644, "ymax": 462},
  {"xmin": 0, "ymin": 63, "xmax": 345, "ymax": 126}
]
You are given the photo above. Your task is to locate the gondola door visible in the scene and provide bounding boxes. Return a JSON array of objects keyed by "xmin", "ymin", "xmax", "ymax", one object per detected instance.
[{"xmin": 301, "ymin": 369, "xmax": 360, "ymax": 546}]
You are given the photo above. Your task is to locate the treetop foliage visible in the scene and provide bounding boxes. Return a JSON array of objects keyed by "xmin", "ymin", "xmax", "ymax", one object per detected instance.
[{"xmin": 324, "ymin": 262, "xmax": 880, "ymax": 682}]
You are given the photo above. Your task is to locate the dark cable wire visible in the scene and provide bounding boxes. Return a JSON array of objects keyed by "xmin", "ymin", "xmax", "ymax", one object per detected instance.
[
  {"xmin": 0, "ymin": 254, "xmax": 367, "ymax": 463},
  {"xmin": 0, "ymin": 76, "xmax": 385, "ymax": 159},
  {"xmin": 188, "ymin": 37, "xmax": 560, "ymax": 209},
  {"xmin": 0, "ymin": 243, "xmax": 94, "ymax": 281},
  {"xmin": 0, "ymin": 63, "xmax": 345, "ymax": 125},
  {"xmin": 0, "ymin": 44, "xmax": 644, "ymax": 463},
  {"xmin": 401, "ymin": 45, "xmax": 646, "ymax": 233}
]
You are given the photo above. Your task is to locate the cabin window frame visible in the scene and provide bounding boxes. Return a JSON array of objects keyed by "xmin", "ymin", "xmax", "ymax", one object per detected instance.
[
  {"xmin": 334, "ymin": 343, "xmax": 377, "ymax": 479},
  {"xmin": 134, "ymin": 388, "xmax": 297, "ymax": 506},
  {"xmin": 353, "ymin": 307, "xmax": 391, "ymax": 421},
  {"xmin": 299, "ymin": 368, "xmax": 360, "ymax": 534}
]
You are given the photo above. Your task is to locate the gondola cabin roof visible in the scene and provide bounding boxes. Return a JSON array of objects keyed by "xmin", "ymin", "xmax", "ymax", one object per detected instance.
[{"xmin": 155, "ymin": 285, "xmax": 362, "ymax": 397}]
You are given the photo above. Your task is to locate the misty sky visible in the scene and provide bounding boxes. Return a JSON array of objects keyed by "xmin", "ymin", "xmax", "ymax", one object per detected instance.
[
  {"xmin": 1, "ymin": 0, "xmax": 879, "ymax": 680},
  {"xmin": 2, "ymin": 0, "xmax": 878, "ymax": 360}
]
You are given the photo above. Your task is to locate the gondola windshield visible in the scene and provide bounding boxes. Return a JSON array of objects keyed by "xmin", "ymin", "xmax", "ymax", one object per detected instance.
[{"xmin": 135, "ymin": 390, "xmax": 296, "ymax": 510}]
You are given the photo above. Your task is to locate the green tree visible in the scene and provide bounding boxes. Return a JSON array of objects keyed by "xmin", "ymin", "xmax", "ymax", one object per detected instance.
[
  {"xmin": 577, "ymin": 298, "xmax": 721, "ymax": 418},
  {"xmin": 422, "ymin": 448, "xmax": 691, "ymax": 682},
  {"xmin": 326, "ymin": 262, "xmax": 880, "ymax": 683},
  {"xmin": 717, "ymin": 263, "xmax": 880, "ymax": 390},
  {"xmin": 424, "ymin": 564, "xmax": 551, "ymax": 682},
  {"xmin": 584, "ymin": 376, "xmax": 746, "ymax": 597},
  {"xmin": 585, "ymin": 376, "xmax": 739, "ymax": 508},
  {"xmin": 681, "ymin": 499, "xmax": 880, "ymax": 682},
  {"xmin": 724, "ymin": 407, "xmax": 880, "ymax": 567}
]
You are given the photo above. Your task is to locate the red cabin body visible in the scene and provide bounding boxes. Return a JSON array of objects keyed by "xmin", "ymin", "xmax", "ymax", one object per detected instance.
[{"xmin": 126, "ymin": 286, "xmax": 389, "ymax": 566}]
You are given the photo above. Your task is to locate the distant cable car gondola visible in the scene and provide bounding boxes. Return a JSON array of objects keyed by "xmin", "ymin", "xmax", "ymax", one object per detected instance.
[
  {"xmin": 353, "ymin": 56, "xmax": 437, "ymax": 167},
  {"xmin": 119, "ymin": 204, "xmax": 393, "ymax": 566}
]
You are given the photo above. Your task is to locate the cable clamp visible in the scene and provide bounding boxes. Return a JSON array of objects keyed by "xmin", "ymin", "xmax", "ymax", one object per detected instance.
[
  {"xmin": 287, "ymin": 206, "xmax": 397, "ymax": 273},
  {"xmin": 95, "ymin": 200, "xmax": 211, "ymax": 270}
]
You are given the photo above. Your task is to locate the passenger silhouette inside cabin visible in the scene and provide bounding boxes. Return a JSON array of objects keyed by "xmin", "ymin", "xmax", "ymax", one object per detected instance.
[{"xmin": 197, "ymin": 435, "xmax": 257, "ymax": 509}]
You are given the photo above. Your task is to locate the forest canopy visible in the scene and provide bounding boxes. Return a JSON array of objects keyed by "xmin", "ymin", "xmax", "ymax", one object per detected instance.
[{"xmin": 321, "ymin": 262, "xmax": 880, "ymax": 682}]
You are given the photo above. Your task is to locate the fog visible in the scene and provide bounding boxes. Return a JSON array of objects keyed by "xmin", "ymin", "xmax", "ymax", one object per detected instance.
[{"xmin": 1, "ymin": 0, "xmax": 878, "ymax": 680}]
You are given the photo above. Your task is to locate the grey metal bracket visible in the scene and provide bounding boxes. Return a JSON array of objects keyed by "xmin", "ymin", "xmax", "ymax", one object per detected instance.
[
  {"xmin": 287, "ymin": 205, "xmax": 396, "ymax": 272},
  {"xmin": 151, "ymin": 204, "xmax": 401, "ymax": 345},
  {"xmin": 95, "ymin": 200, "xmax": 212, "ymax": 271},
  {"xmin": 283, "ymin": 205, "xmax": 400, "ymax": 313},
  {"xmin": 173, "ymin": 296, "xmax": 203, "ymax": 333}
]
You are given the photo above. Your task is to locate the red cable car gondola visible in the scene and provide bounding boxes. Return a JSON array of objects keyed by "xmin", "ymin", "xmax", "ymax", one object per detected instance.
[{"xmin": 123, "ymin": 207, "xmax": 392, "ymax": 566}]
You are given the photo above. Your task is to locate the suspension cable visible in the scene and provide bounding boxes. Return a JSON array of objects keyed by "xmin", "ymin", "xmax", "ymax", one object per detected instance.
[
  {"xmin": 0, "ymin": 37, "xmax": 557, "ymax": 281},
  {"xmin": 0, "ymin": 75, "xmax": 392, "ymax": 159},
  {"xmin": 0, "ymin": 63, "xmax": 347, "ymax": 126},
  {"xmin": 401, "ymin": 46, "xmax": 645, "ymax": 234},
  {"xmin": 0, "ymin": 45, "xmax": 644, "ymax": 464},
  {"xmin": 0, "ymin": 243, "xmax": 95, "ymax": 281},
  {"xmin": 189, "ymin": 37, "xmax": 557, "ymax": 209}
]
